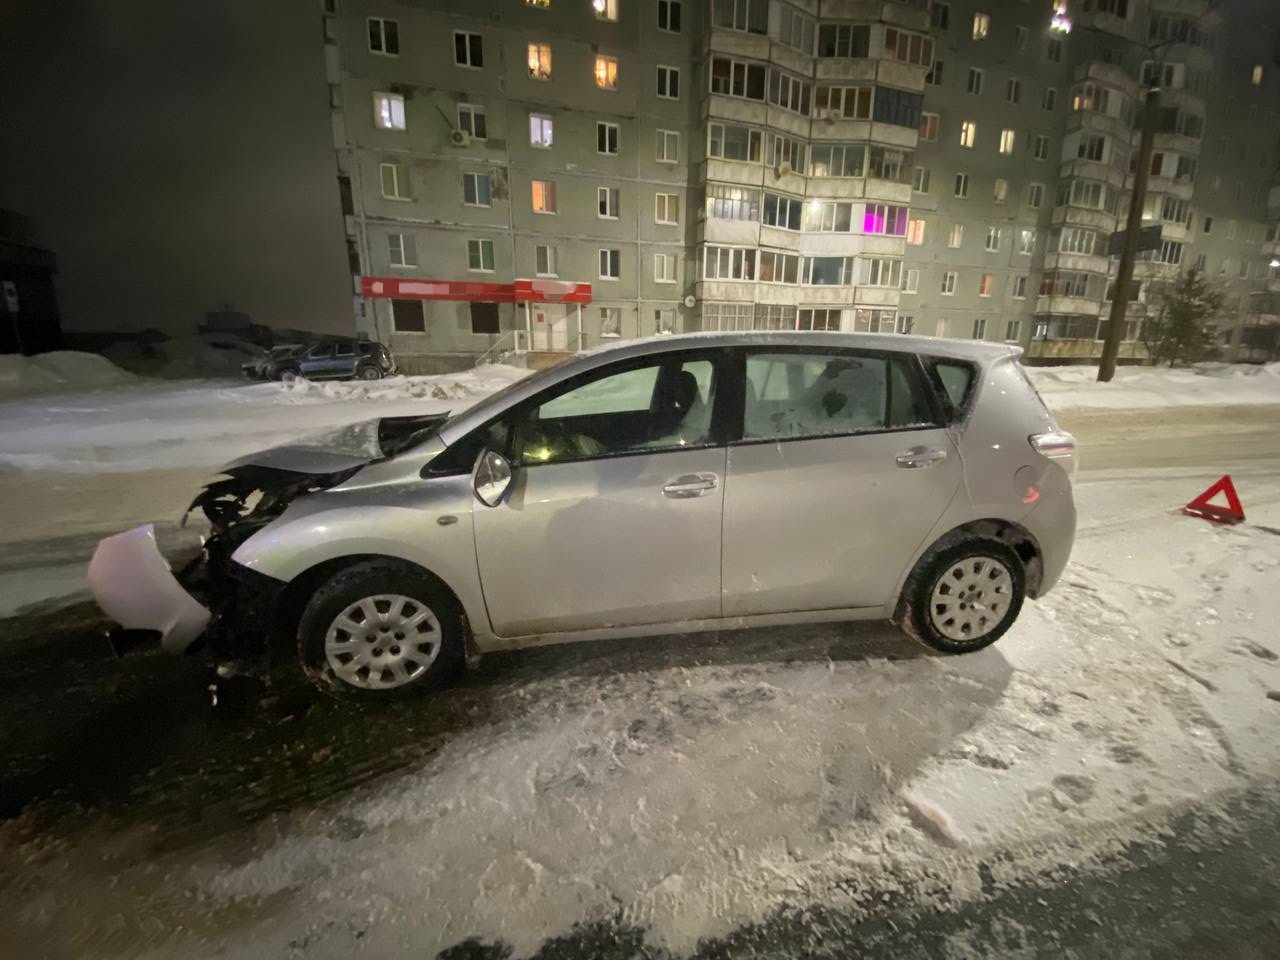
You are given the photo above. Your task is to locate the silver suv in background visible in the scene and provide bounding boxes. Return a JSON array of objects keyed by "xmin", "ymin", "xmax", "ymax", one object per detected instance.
[{"xmin": 89, "ymin": 333, "xmax": 1076, "ymax": 700}]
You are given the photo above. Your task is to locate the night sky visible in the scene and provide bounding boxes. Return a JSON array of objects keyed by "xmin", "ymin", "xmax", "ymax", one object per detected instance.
[{"xmin": 0, "ymin": 0, "xmax": 353, "ymax": 336}]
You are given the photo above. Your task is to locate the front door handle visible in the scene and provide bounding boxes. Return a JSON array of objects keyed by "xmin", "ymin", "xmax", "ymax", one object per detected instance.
[
  {"xmin": 662, "ymin": 473, "xmax": 719, "ymax": 498},
  {"xmin": 896, "ymin": 446, "xmax": 948, "ymax": 469}
]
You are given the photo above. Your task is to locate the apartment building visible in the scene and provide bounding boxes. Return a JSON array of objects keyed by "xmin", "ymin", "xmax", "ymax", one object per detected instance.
[{"xmin": 322, "ymin": 0, "xmax": 1280, "ymax": 370}]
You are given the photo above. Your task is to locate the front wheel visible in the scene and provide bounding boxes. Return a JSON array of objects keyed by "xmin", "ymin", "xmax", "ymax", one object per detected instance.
[
  {"xmin": 357, "ymin": 364, "xmax": 383, "ymax": 381},
  {"xmin": 297, "ymin": 560, "xmax": 465, "ymax": 699},
  {"xmin": 900, "ymin": 537, "xmax": 1025, "ymax": 654}
]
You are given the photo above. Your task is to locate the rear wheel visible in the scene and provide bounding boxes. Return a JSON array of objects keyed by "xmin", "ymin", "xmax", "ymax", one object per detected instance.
[
  {"xmin": 275, "ymin": 365, "xmax": 301, "ymax": 383},
  {"xmin": 297, "ymin": 560, "xmax": 465, "ymax": 699},
  {"xmin": 901, "ymin": 537, "xmax": 1025, "ymax": 654},
  {"xmin": 358, "ymin": 363, "xmax": 383, "ymax": 381}
]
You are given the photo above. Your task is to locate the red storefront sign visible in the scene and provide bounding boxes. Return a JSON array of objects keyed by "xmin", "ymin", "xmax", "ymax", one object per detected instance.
[{"xmin": 360, "ymin": 277, "xmax": 592, "ymax": 304}]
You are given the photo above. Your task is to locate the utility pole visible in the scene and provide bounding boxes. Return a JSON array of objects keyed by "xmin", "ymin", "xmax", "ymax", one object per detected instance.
[{"xmin": 1097, "ymin": 84, "xmax": 1161, "ymax": 382}]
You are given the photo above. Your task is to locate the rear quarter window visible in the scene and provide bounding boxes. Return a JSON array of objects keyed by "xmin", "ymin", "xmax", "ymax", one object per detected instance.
[{"xmin": 924, "ymin": 358, "xmax": 978, "ymax": 423}]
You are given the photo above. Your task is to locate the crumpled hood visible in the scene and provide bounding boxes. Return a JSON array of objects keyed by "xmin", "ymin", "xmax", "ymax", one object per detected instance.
[{"xmin": 221, "ymin": 412, "xmax": 450, "ymax": 476}]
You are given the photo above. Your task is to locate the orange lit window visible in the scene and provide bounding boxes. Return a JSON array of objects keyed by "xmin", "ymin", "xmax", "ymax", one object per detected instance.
[{"xmin": 595, "ymin": 54, "xmax": 618, "ymax": 89}]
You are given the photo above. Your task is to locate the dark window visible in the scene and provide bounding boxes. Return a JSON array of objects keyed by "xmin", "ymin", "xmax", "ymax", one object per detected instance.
[
  {"xmin": 392, "ymin": 299, "xmax": 425, "ymax": 332},
  {"xmin": 514, "ymin": 356, "xmax": 718, "ymax": 465},
  {"xmin": 872, "ymin": 87, "xmax": 923, "ymax": 128},
  {"xmin": 337, "ymin": 175, "xmax": 353, "ymax": 216},
  {"xmin": 927, "ymin": 359, "xmax": 977, "ymax": 422},
  {"xmin": 470, "ymin": 302, "xmax": 500, "ymax": 335},
  {"xmin": 888, "ymin": 356, "xmax": 934, "ymax": 427},
  {"xmin": 334, "ymin": 342, "xmax": 355, "ymax": 357}
]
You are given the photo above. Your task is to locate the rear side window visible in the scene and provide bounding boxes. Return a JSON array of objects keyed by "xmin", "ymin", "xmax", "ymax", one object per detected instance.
[
  {"xmin": 926, "ymin": 359, "xmax": 977, "ymax": 422},
  {"xmin": 742, "ymin": 352, "xmax": 936, "ymax": 441}
]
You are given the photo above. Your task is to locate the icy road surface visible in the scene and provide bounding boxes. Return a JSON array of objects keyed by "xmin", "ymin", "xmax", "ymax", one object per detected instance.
[{"xmin": 2, "ymin": 409, "xmax": 1280, "ymax": 957}]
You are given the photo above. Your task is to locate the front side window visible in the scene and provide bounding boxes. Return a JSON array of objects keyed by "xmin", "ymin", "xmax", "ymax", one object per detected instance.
[
  {"xmin": 514, "ymin": 355, "xmax": 718, "ymax": 464},
  {"xmin": 742, "ymin": 352, "xmax": 933, "ymax": 442}
]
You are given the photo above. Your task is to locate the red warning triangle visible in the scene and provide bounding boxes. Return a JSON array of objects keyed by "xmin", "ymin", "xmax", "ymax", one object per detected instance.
[{"xmin": 1183, "ymin": 475, "xmax": 1245, "ymax": 525}]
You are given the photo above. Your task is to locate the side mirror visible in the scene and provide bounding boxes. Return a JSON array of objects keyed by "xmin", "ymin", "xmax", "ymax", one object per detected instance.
[{"xmin": 472, "ymin": 448, "xmax": 513, "ymax": 507}]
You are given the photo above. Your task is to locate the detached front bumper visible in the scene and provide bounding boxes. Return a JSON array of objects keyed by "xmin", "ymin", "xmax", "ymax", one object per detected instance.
[{"xmin": 88, "ymin": 525, "xmax": 211, "ymax": 654}]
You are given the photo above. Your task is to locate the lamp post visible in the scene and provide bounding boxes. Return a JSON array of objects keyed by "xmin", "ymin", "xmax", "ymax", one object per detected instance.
[{"xmin": 1051, "ymin": 6, "xmax": 1218, "ymax": 381}]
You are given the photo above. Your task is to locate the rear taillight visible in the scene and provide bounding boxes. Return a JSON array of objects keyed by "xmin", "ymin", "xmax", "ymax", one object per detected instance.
[{"xmin": 1030, "ymin": 431, "xmax": 1077, "ymax": 478}]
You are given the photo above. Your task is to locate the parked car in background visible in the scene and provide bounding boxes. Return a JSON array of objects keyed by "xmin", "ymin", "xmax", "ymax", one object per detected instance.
[
  {"xmin": 242, "ymin": 344, "xmax": 304, "ymax": 380},
  {"xmin": 272, "ymin": 340, "xmax": 396, "ymax": 381},
  {"xmin": 89, "ymin": 332, "xmax": 1077, "ymax": 702}
]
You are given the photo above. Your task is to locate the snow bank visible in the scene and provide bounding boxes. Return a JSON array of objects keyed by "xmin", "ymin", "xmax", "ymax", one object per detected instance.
[
  {"xmin": 109, "ymin": 333, "xmax": 267, "ymax": 379},
  {"xmin": 1028, "ymin": 361, "xmax": 1280, "ymax": 410},
  {"xmin": 0, "ymin": 351, "xmax": 135, "ymax": 396},
  {"xmin": 0, "ymin": 364, "xmax": 529, "ymax": 474}
]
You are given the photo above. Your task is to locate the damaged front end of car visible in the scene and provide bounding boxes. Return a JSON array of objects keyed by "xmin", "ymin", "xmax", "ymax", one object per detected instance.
[{"xmin": 87, "ymin": 412, "xmax": 451, "ymax": 661}]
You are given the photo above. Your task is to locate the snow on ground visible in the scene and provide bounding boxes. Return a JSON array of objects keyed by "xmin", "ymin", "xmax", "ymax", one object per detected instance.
[
  {"xmin": 1027, "ymin": 361, "xmax": 1280, "ymax": 410},
  {"xmin": 0, "ymin": 363, "xmax": 528, "ymax": 474},
  {"xmin": 0, "ymin": 351, "xmax": 136, "ymax": 396},
  {"xmin": 5, "ymin": 472, "xmax": 1279, "ymax": 959}
]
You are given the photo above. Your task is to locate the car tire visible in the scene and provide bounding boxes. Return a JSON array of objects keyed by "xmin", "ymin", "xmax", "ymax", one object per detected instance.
[
  {"xmin": 297, "ymin": 560, "xmax": 465, "ymax": 700},
  {"xmin": 358, "ymin": 364, "xmax": 383, "ymax": 381},
  {"xmin": 276, "ymin": 366, "xmax": 301, "ymax": 383},
  {"xmin": 900, "ymin": 536, "xmax": 1026, "ymax": 655}
]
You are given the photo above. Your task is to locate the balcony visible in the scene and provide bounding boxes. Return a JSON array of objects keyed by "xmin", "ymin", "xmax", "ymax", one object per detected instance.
[
  {"xmin": 1035, "ymin": 296, "xmax": 1103, "ymax": 317},
  {"xmin": 1045, "ymin": 252, "xmax": 1112, "ymax": 275},
  {"xmin": 700, "ymin": 217, "xmax": 762, "ymax": 246},
  {"xmin": 1051, "ymin": 205, "xmax": 1120, "ymax": 233},
  {"xmin": 853, "ymin": 286, "xmax": 900, "ymax": 308},
  {"xmin": 695, "ymin": 279, "xmax": 757, "ymax": 303},
  {"xmin": 1071, "ymin": 62, "xmax": 1139, "ymax": 98}
]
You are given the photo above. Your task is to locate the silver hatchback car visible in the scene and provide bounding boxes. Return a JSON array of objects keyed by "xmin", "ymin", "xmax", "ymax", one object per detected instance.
[{"xmin": 89, "ymin": 332, "xmax": 1076, "ymax": 699}]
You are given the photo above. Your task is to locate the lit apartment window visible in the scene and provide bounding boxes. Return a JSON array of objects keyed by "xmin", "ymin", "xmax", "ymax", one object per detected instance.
[
  {"xmin": 941, "ymin": 271, "xmax": 957, "ymax": 295},
  {"xmin": 597, "ymin": 121, "xmax": 619, "ymax": 155},
  {"xmin": 912, "ymin": 166, "xmax": 931, "ymax": 193},
  {"xmin": 654, "ymin": 253, "xmax": 677, "ymax": 283},
  {"xmin": 1015, "ymin": 25, "xmax": 1028, "ymax": 51},
  {"xmin": 948, "ymin": 224, "xmax": 963, "ymax": 247},
  {"xmin": 979, "ymin": 274, "xmax": 994, "ymax": 297},
  {"xmin": 960, "ymin": 121, "xmax": 976, "ymax": 148},
  {"xmin": 1043, "ymin": 87, "xmax": 1057, "ymax": 111},
  {"xmin": 1006, "ymin": 78, "xmax": 1021, "ymax": 104},
  {"xmin": 985, "ymin": 227, "xmax": 1001, "ymax": 252},
  {"xmin": 1013, "ymin": 276, "xmax": 1028, "ymax": 299},
  {"xmin": 379, "ymin": 162, "xmax": 410, "ymax": 200},
  {"xmin": 1034, "ymin": 135, "xmax": 1049, "ymax": 160},
  {"xmin": 462, "ymin": 172, "xmax": 491, "ymax": 206},
  {"xmin": 595, "ymin": 55, "xmax": 619, "ymax": 89},
  {"xmin": 972, "ymin": 13, "xmax": 990, "ymax": 40},
  {"xmin": 528, "ymin": 43, "xmax": 552, "ymax": 79},
  {"xmin": 1027, "ymin": 183, "xmax": 1044, "ymax": 207},
  {"xmin": 657, "ymin": 65, "xmax": 680, "ymax": 99},
  {"xmin": 967, "ymin": 68, "xmax": 983, "ymax": 95},
  {"xmin": 529, "ymin": 113, "xmax": 553, "ymax": 147},
  {"xmin": 593, "ymin": 0, "xmax": 618, "ymax": 22},
  {"xmin": 535, "ymin": 244, "xmax": 557, "ymax": 276},
  {"xmin": 658, "ymin": 0, "xmax": 682, "ymax": 32},
  {"xmin": 467, "ymin": 239, "xmax": 495, "ymax": 272},
  {"xmin": 1252, "ymin": 65, "xmax": 1264, "ymax": 85},
  {"xmin": 993, "ymin": 178, "xmax": 1008, "ymax": 203},
  {"xmin": 531, "ymin": 179, "xmax": 557, "ymax": 213},
  {"xmin": 655, "ymin": 192, "xmax": 680, "ymax": 224},
  {"xmin": 599, "ymin": 248, "xmax": 621, "ymax": 279},
  {"xmin": 457, "ymin": 103, "xmax": 487, "ymax": 139},
  {"xmin": 656, "ymin": 129, "xmax": 679, "ymax": 163},
  {"xmin": 1018, "ymin": 228, "xmax": 1036, "ymax": 255},
  {"xmin": 907, "ymin": 218, "xmax": 926, "ymax": 245},
  {"xmin": 453, "ymin": 31, "xmax": 483, "ymax": 68},
  {"xmin": 598, "ymin": 187, "xmax": 620, "ymax": 219},
  {"xmin": 373, "ymin": 92, "xmax": 406, "ymax": 130},
  {"xmin": 919, "ymin": 113, "xmax": 940, "ymax": 141},
  {"xmin": 368, "ymin": 18, "xmax": 399, "ymax": 56},
  {"xmin": 388, "ymin": 232, "xmax": 416, "ymax": 267},
  {"xmin": 999, "ymin": 129, "xmax": 1015, "ymax": 154},
  {"xmin": 954, "ymin": 173, "xmax": 969, "ymax": 198}
]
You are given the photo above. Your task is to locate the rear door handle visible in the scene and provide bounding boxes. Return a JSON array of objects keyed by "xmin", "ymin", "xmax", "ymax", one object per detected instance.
[
  {"xmin": 896, "ymin": 446, "xmax": 948, "ymax": 469},
  {"xmin": 662, "ymin": 473, "xmax": 719, "ymax": 498}
]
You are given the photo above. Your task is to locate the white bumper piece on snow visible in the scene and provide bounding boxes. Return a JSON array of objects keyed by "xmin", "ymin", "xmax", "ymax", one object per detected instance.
[{"xmin": 87, "ymin": 524, "xmax": 211, "ymax": 654}]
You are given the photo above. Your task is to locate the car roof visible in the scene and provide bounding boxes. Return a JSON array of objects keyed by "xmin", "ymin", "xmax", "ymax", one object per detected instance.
[
  {"xmin": 583, "ymin": 330, "xmax": 1021, "ymax": 364},
  {"xmin": 438, "ymin": 331, "xmax": 1019, "ymax": 446}
]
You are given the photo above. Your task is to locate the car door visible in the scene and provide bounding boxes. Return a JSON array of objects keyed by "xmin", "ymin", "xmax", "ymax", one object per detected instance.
[
  {"xmin": 332, "ymin": 341, "xmax": 357, "ymax": 377},
  {"xmin": 300, "ymin": 343, "xmax": 334, "ymax": 378},
  {"xmin": 472, "ymin": 349, "xmax": 728, "ymax": 638},
  {"xmin": 721, "ymin": 347, "xmax": 964, "ymax": 617}
]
